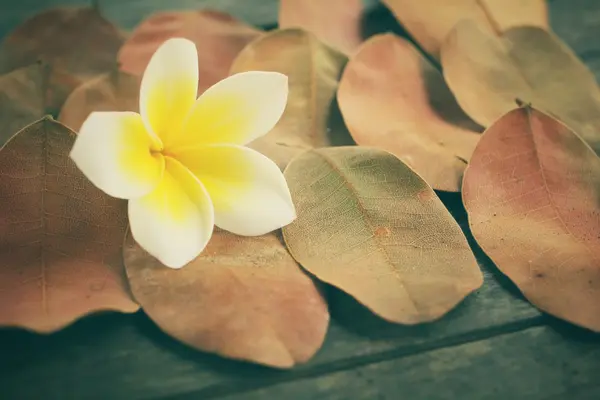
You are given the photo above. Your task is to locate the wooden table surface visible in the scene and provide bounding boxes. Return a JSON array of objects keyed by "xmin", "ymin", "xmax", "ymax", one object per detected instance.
[{"xmin": 1, "ymin": 1, "xmax": 600, "ymax": 399}]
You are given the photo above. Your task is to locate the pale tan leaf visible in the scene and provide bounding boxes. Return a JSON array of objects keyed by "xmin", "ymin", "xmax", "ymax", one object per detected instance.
[
  {"xmin": 441, "ymin": 20, "xmax": 600, "ymax": 154},
  {"xmin": 382, "ymin": 0, "xmax": 548, "ymax": 58},
  {"xmin": 230, "ymin": 28, "xmax": 353, "ymax": 169},
  {"xmin": 58, "ymin": 69, "xmax": 140, "ymax": 132}
]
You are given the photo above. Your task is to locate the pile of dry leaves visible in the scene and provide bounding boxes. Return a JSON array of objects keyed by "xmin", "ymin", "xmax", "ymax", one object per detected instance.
[{"xmin": 0, "ymin": 0, "xmax": 598, "ymax": 369}]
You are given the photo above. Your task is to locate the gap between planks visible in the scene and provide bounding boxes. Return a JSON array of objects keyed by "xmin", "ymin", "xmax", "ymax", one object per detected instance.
[{"xmin": 164, "ymin": 315, "xmax": 545, "ymax": 400}]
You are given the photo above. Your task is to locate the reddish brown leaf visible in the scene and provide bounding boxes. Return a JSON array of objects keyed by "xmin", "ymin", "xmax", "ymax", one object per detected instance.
[
  {"xmin": 0, "ymin": 118, "xmax": 138, "ymax": 333},
  {"xmin": 381, "ymin": 0, "xmax": 548, "ymax": 58},
  {"xmin": 0, "ymin": 63, "xmax": 48, "ymax": 145},
  {"xmin": 279, "ymin": 0, "xmax": 364, "ymax": 54},
  {"xmin": 118, "ymin": 10, "xmax": 261, "ymax": 95},
  {"xmin": 283, "ymin": 147, "xmax": 483, "ymax": 324},
  {"xmin": 123, "ymin": 230, "xmax": 329, "ymax": 368},
  {"xmin": 0, "ymin": 6, "xmax": 126, "ymax": 113},
  {"xmin": 463, "ymin": 106, "xmax": 600, "ymax": 331},
  {"xmin": 338, "ymin": 34, "xmax": 481, "ymax": 192},
  {"xmin": 59, "ymin": 69, "xmax": 140, "ymax": 132},
  {"xmin": 230, "ymin": 28, "xmax": 352, "ymax": 170}
]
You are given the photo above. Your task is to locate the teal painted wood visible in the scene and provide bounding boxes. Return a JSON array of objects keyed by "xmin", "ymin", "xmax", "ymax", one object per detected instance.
[
  {"xmin": 217, "ymin": 325, "xmax": 600, "ymax": 400},
  {"xmin": 0, "ymin": 0, "xmax": 379, "ymax": 37}
]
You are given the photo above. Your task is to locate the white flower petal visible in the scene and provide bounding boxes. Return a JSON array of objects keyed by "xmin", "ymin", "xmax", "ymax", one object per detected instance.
[
  {"xmin": 128, "ymin": 157, "xmax": 215, "ymax": 268},
  {"xmin": 167, "ymin": 71, "xmax": 288, "ymax": 149},
  {"xmin": 139, "ymin": 37, "xmax": 199, "ymax": 143},
  {"xmin": 70, "ymin": 111, "xmax": 164, "ymax": 199},
  {"xmin": 176, "ymin": 144, "xmax": 296, "ymax": 236}
]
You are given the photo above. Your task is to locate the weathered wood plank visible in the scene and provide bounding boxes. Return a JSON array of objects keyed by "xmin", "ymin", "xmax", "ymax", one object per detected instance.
[
  {"xmin": 4, "ymin": 0, "xmax": 599, "ymax": 83},
  {"xmin": 3, "ymin": 0, "xmax": 598, "ymax": 49},
  {"xmin": 0, "ymin": 194, "xmax": 542, "ymax": 400},
  {"xmin": 551, "ymin": 0, "xmax": 600, "ymax": 54},
  {"xmin": 550, "ymin": 0, "xmax": 600, "ymax": 81},
  {"xmin": 3, "ymin": 0, "xmax": 276, "ymax": 38},
  {"xmin": 1, "ymin": 0, "xmax": 379, "ymax": 38},
  {"xmin": 217, "ymin": 324, "xmax": 600, "ymax": 400}
]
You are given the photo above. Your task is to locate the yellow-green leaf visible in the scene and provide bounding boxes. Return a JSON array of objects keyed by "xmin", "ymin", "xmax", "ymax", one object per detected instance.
[{"xmin": 282, "ymin": 147, "xmax": 483, "ymax": 324}]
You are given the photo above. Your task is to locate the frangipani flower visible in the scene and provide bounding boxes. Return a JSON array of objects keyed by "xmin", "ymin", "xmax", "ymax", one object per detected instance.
[{"xmin": 70, "ymin": 38, "xmax": 295, "ymax": 269}]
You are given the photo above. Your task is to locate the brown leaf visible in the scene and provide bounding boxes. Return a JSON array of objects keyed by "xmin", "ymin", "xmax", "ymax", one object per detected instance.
[
  {"xmin": 230, "ymin": 28, "xmax": 353, "ymax": 169},
  {"xmin": 441, "ymin": 21, "xmax": 600, "ymax": 155},
  {"xmin": 382, "ymin": 0, "xmax": 548, "ymax": 58},
  {"xmin": 123, "ymin": 230, "xmax": 329, "ymax": 368},
  {"xmin": 0, "ymin": 6, "xmax": 126, "ymax": 113},
  {"xmin": 282, "ymin": 147, "xmax": 483, "ymax": 324},
  {"xmin": 0, "ymin": 63, "xmax": 48, "ymax": 145},
  {"xmin": 463, "ymin": 106, "xmax": 600, "ymax": 332},
  {"xmin": 0, "ymin": 117, "xmax": 138, "ymax": 333},
  {"xmin": 337, "ymin": 34, "xmax": 481, "ymax": 192},
  {"xmin": 58, "ymin": 69, "xmax": 140, "ymax": 132},
  {"xmin": 118, "ymin": 10, "xmax": 261, "ymax": 95},
  {"xmin": 278, "ymin": 0, "xmax": 364, "ymax": 54}
]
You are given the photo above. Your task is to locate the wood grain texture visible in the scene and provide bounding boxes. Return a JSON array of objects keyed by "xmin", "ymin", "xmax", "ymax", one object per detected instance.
[{"xmin": 218, "ymin": 325, "xmax": 600, "ymax": 400}]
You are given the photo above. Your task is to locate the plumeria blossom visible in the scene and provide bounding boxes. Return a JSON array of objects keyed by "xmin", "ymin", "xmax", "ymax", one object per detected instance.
[{"xmin": 70, "ymin": 38, "xmax": 296, "ymax": 269}]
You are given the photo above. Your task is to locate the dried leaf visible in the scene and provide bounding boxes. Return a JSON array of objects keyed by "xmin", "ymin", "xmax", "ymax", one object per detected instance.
[
  {"xmin": 123, "ymin": 230, "xmax": 329, "ymax": 368},
  {"xmin": 230, "ymin": 28, "xmax": 352, "ymax": 169},
  {"xmin": 279, "ymin": 0, "xmax": 364, "ymax": 54},
  {"xmin": 0, "ymin": 118, "xmax": 138, "ymax": 333},
  {"xmin": 382, "ymin": 0, "xmax": 548, "ymax": 58},
  {"xmin": 282, "ymin": 147, "xmax": 483, "ymax": 324},
  {"xmin": 0, "ymin": 6, "xmax": 126, "ymax": 113},
  {"xmin": 441, "ymin": 21, "xmax": 600, "ymax": 155},
  {"xmin": 118, "ymin": 10, "xmax": 261, "ymax": 95},
  {"xmin": 0, "ymin": 63, "xmax": 48, "ymax": 145},
  {"xmin": 463, "ymin": 106, "xmax": 600, "ymax": 332},
  {"xmin": 338, "ymin": 34, "xmax": 481, "ymax": 192},
  {"xmin": 58, "ymin": 69, "xmax": 140, "ymax": 132}
]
